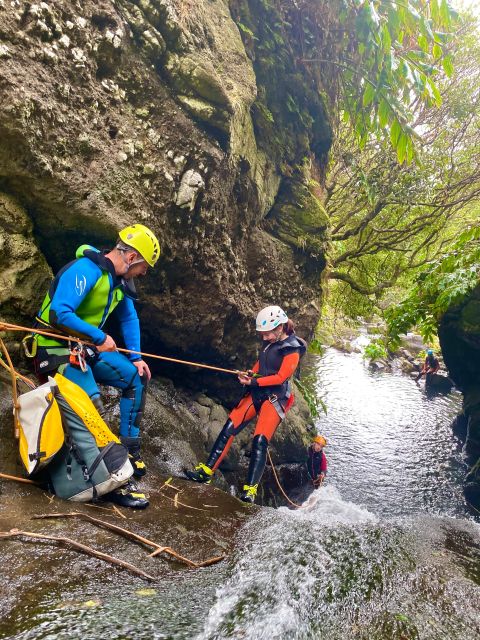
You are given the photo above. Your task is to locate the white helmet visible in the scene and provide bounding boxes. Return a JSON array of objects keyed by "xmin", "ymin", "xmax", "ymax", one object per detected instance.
[{"xmin": 256, "ymin": 305, "xmax": 288, "ymax": 332}]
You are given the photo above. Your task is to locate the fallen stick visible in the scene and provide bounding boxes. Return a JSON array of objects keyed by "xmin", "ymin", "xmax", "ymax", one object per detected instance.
[
  {"xmin": 194, "ymin": 555, "xmax": 227, "ymax": 568},
  {"xmin": 0, "ymin": 528, "xmax": 156, "ymax": 581},
  {"xmin": 84, "ymin": 502, "xmax": 119, "ymax": 513},
  {"xmin": 33, "ymin": 512, "xmax": 213, "ymax": 568},
  {"xmin": 161, "ymin": 493, "xmax": 208, "ymax": 512},
  {"xmin": 111, "ymin": 505, "xmax": 128, "ymax": 520},
  {"xmin": 159, "ymin": 477, "xmax": 183, "ymax": 493},
  {"xmin": 0, "ymin": 472, "xmax": 38, "ymax": 486}
]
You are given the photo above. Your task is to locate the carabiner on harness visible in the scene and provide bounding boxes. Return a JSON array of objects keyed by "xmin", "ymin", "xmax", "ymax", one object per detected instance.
[{"xmin": 68, "ymin": 341, "xmax": 88, "ymax": 372}]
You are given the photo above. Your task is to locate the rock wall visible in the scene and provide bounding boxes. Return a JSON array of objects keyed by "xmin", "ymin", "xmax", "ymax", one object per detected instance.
[
  {"xmin": 0, "ymin": 0, "xmax": 331, "ymax": 382},
  {"xmin": 439, "ymin": 282, "xmax": 480, "ymax": 507},
  {"xmin": 0, "ymin": 0, "xmax": 328, "ymax": 504}
]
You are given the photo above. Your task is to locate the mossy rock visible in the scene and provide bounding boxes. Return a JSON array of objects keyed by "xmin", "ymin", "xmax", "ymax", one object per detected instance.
[
  {"xmin": 268, "ymin": 174, "xmax": 329, "ymax": 257},
  {"xmin": 177, "ymin": 95, "xmax": 229, "ymax": 132},
  {"xmin": 165, "ymin": 55, "xmax": 231, "ymax": 109},
  {"xmin": 0, "ymin": 193, "xmax": 52, "ymax": 323},
  {"xmin": 460, "ymin": 298, "xmax": 480, "ymax": 334}
]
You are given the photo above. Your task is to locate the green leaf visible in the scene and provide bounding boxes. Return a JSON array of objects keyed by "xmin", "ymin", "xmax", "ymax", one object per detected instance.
[
  {"xmin": 390, "ymin": 118, "xmax": 402, "ymax": 146},
  {"xmin": 367, "ymin": 1, "xmax": 381, "ymax": 27},
  {"xmin": 418, "ymin": 35, "xmax": 429, "ymax": 53},
  {"xmin": 442, "ymin": 54, "xmax": 454, "ymax": 78},
  {"xmin": 432, "ymin": 43, "xmax": 442, "ymax": 58},
  {"xmin": 378, "ymin": 98, "xmax": 390, "ymax": 128},
  {"xmin": 396, "ymin": 132, "xmax": 408, "ymax": 164},
  {"xmin": 440, "ymin": 0, "xmax": 451, "ymax": 27},
  {"xmin": 421, "ymin": 17, "xmax": 435, "ymax": 40},
  {"xmin": 430, "ymin": 0, "xmax": 440, "ymax": 22},
  {"xmin": 382, "ymin": 24, "xmax": 392, "ymax": 53},
  {"xmin": 363, "ymin": 83, "xmax": 376, "ymax": 106},
  {"xmin": 427, "ymin": 77, "xmax": 442, "ymax": 106},
  {"xmin": 406, "ymin": 136, "xmax": 414, "ymax": 164}
]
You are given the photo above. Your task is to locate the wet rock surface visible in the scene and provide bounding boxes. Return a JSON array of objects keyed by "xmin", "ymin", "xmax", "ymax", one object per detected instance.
[
  {"xmin": 0, "ymin": 474, "xmax": 251, "ymax": 632},
  {"xmin": 0, "ymin": 356, "xmax": 313, "ymax": 628},
  {"xmin": 439, "ymin": 282, "xmax": 480, "ymax": 508}
]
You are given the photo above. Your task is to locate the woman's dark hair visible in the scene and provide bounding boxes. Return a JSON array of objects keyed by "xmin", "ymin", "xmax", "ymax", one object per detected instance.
[{"xmin": 283, "ymin": 319, "xmax": 295, "ymax": 335}]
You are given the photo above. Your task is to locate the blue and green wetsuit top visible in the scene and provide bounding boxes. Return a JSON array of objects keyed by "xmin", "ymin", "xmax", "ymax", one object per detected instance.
[{"xmin": 36, "ymin": 245, "xmax": 141, "ymax": 361}]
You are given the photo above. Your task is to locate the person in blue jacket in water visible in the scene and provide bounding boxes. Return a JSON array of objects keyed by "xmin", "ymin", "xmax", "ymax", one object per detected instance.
[{"xmin": 32, "ymin": 224, "xmax": 160, "ymax": 508}]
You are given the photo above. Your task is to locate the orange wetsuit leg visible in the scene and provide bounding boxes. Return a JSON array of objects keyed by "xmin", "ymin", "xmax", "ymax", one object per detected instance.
[
  {"xmin": 210, "ymin": 395, "xmax": 257, "ymax": 472},
  {"xmin": 253, "ymin": 399, "xmax": 282, "ymax": 441}
]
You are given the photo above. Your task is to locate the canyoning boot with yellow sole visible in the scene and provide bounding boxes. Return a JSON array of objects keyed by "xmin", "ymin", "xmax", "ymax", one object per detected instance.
[
  {"xmin": 184, "ymin": 462, "xmax": 214, "ymax": 484},
  {"xmin": 239, "ymin": 434, "xmax": 268, "ymax": 504},
  {"xmin": 240, "ymin": 483, "xmax": 258, "ymax": 504},
  {"xmin": 106, "ymin": 480, "xmax": 149, "ymax": 509},
  {"xmin": 121, "ymin": 436, "xmax": 147, "ymax": 478}
]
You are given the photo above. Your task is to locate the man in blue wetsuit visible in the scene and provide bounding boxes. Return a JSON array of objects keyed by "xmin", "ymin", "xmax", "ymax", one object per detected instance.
[{"xmin": 33, "ymin": 224, "xmax": 160, "ymax": 508}]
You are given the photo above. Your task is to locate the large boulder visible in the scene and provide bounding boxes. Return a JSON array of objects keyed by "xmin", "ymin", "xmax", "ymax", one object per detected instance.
[
  {"xmin": 439, "ymin": 282, "xmax": 480, "ymax": 509},
  {"xmin": 0, "ymin": 0, "xmax": 331, "ymax": 386}
]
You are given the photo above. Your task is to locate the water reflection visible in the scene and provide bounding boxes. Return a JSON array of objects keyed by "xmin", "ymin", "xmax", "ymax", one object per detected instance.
[{"xmin": 304, "ymin": 349, "xmax": 468, "ymax": 518}]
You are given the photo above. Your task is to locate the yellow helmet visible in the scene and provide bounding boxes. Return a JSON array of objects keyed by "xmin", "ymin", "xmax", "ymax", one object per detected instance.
[
  {"xmin": 118, "ymin": 224, "xmax": 160, "ymax": 267},
  {"xmin": 312, "ymin": 435, "xmax": 327, "ymax": 447}
]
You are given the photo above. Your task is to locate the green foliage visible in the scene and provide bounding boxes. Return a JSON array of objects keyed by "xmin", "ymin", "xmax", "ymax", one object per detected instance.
[
  {"xmin": 294, "ymin": 377, "xmax": 327, "ymax": 418},
  {"xmin": 363, "ymin": 339, "xmax": 388, "ymax": 361},
  {"xmin": 386, "ymin": 225, "xmax": 480, "ymax": 345},
  {"xmin": 236, "ymin": 21, "xmax": 256, "ymax": 39},
  {"xmin": 299, "ymin": 0, "xmax": 459, "ymax": 161},
  {"xmin": 308, "ymin": 338, "xmax": 324, "ymax": 355},
  {"xmin": 327, "ymin": 17, "xmax": 480, "ymax": 321}
]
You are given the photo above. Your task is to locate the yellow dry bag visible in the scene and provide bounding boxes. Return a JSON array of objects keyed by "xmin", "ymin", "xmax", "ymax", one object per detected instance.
[{"xmin": 17, "ymin": 377, "xmax": 64, "ymax": 475}]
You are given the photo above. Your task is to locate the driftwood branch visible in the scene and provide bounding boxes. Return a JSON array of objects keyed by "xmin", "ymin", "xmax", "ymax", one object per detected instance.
[
  {"xmin": 33, "ymin": 512, "xmax": 224, "ymax": 568},
  {"xmin": 0, "ymin": 528, "xmax": 156, "ymax": 581},
  {"xmin": 0, "ymin": 472, "xmax": 39, "ymax": 486}
]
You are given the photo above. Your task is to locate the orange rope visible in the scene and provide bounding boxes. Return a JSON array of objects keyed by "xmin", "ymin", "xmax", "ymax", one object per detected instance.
[
  {"xmin": 0, "ymin": 337, "xmax": 22, "ymax": 439},
  {"xmin": 267, "ymin": 449, "xmax": 322, "ymax": 510},
  {"xmin": 0, "ymin": 352, "xmax": 36, "ymax": 388},
  {"xmin": 0, "ymin": 322, "xmax": 246, "ymax": 377}
]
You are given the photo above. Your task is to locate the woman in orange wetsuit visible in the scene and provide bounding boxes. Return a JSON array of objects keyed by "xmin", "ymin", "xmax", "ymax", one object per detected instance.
[{"xmin": 185, "ymin": 305, "xmax": 306, "ymax": 503}]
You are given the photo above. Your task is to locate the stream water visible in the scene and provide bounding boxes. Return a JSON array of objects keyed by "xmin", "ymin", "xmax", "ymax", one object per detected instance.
[{"xmin": 3, "ymin": 349, "xmax": 480, "ymax": 639}]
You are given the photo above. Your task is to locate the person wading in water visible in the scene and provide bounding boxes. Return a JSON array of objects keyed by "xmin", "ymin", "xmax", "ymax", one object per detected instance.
[
  {"xmin": 31, "ymin": 224, "xmax": 160, "ymax": 508},
  {"xmin": 416, "ymin": 348, "xmax": 440, "ymax": 383},
  {"xmin": 307, "ymin": 435, "xmax": 328, "ymax": 488},
  {"xmin": 185, "ymin": 305, "xmax": 306, "ymax": 504}
]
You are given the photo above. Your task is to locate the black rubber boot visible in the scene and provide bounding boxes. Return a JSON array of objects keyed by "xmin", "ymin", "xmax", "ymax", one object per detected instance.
[
  {"xmin": 184, "ymin": 463, "xmax": 214, "ymax": 483},
  {"xmin": 239, "ymin": 484, "xmax": 258, "ymax": 503},
  {"xmin": 185, "ymin": 419, "xmax": 240, "ymax": 483},
  {"xmin": 121, "ymin": 436, "xmax": 146, "ymax": 478},
  {"xmin": 205, "ymin": 419, "xmax": 235, "ymax": 468},
  {"xmin": 240, "ymin": 434, "xmax": 268, "ymax": 504},
  {"xmin": 106, "ymin": 480, "xmax": 149, "ymax": 509}
]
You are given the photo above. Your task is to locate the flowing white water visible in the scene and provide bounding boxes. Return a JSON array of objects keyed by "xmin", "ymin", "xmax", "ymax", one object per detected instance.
[{"xmin": 195, "ymin": 350, "xmax": 480, "ymax": 640}]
